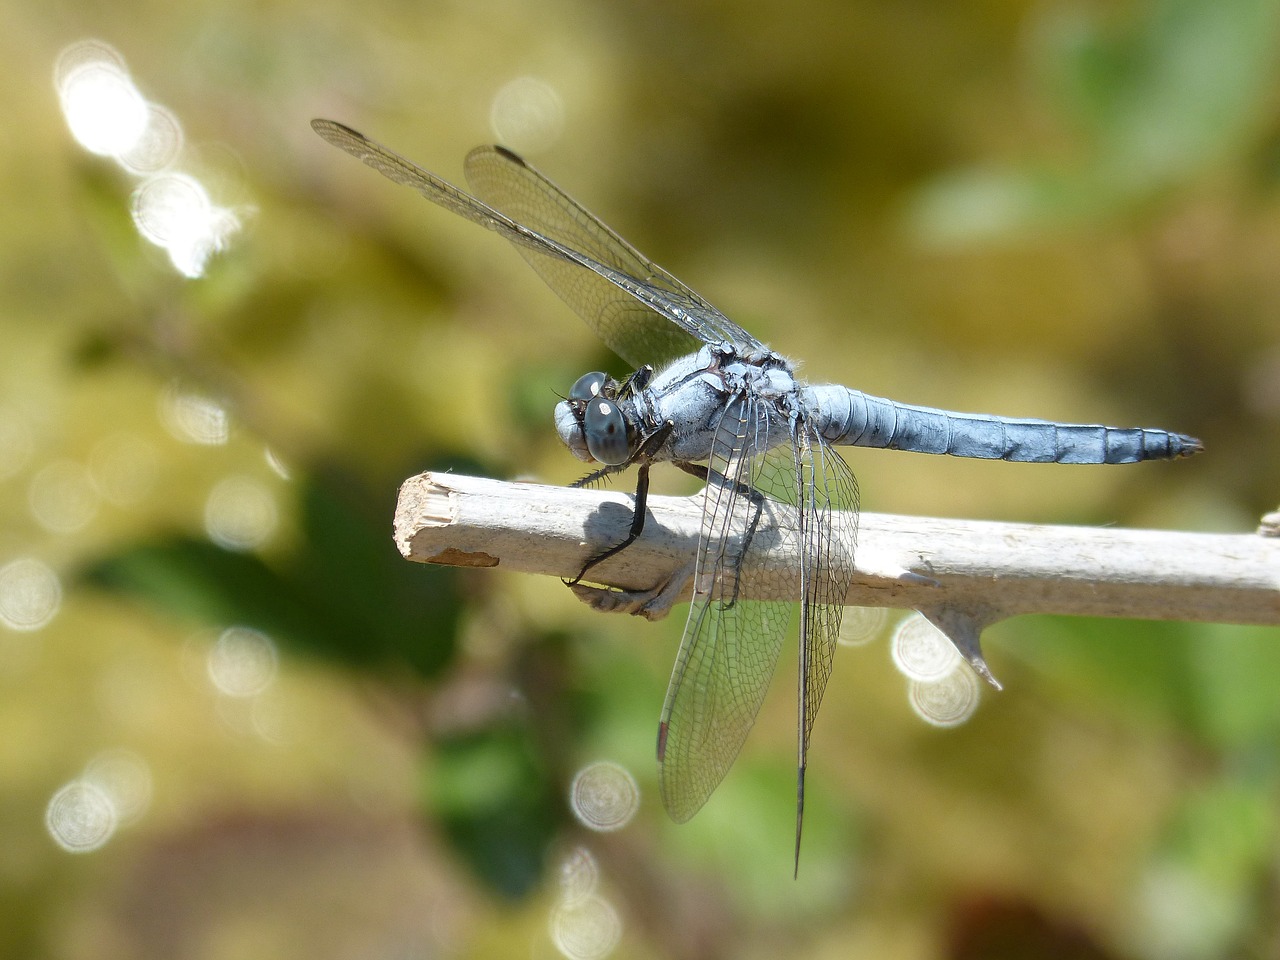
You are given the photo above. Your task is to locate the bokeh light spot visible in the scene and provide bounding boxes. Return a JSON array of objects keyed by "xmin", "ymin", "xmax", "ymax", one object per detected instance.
[
  {"xmin": 890, "ymin": 614, "xmax": 962, "ymax": 681},
  {"xmin": 263, "ymin": 446, "xmax": 292, "ymax": 480},
  {"xmin": 569, "ymin": 761, "xmax": 640, "ymax": 832},
  {"xmin": 837, "ymin": 606, "xmax": 889, "ymax": 647},
  {"xmin": 0, "ymin": 557, "xmax": 62, "ymax": 632},
  {"xmin": 557, "ymin": 846, "xmax": 601, "ymax": 905},
  {"xmin": 907, "ymin": 669, "xmax": 981, "ymax": 728},
  {"xmin": 204, "ymin": 475, "xmax": 278, "ymax": 551},
  {"xmin": 549, "ymin": 893, "xmax": 622, "ymax": 960},
  {"xmin": 489, "ymin": 76, "xmax": 566, "ymax": 155},
  {"xmin": 118, "ymin": 102, "xmax": 183, "ymax": 174},
  {"xmin": 45, "ymin": 780, "xmax": 118, "ymax": 853},
  {"xmin": 54, "ymin": 40, "xmax": 147, "ymax": 158},
  {"xmin": 131, "ymin": 172, "xmax": 240, "ymax": 278},
  {"xmin": 249, "ymin": 692, "xmax": 292, "ymax": 745},
  {"xmin": 55, "ymin": 40, "xmax": 241, "ymax": 277},
  {"xmin": 159, "ymin": 384, "xmax": 229, "ymax": 445},
  {"xmin": 83, "ymin": 749, "xmax": 152, "ymax": 826},
  {"xmin": 29, "ymin": 459, "xmax": 99, "ymax": 534},
  {"xmin": 207, "ymin": 626, "xmax": 278, "ymax": 698},
  {"xmin": 1131, "ymin": 861, "xmax": 1237, "ymax": 960}
]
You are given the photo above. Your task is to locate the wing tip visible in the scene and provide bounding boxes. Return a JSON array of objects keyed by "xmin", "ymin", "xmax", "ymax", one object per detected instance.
[
  {"xmin": 310, "ymin": 117, "xmax": 365, "ymax": 145},
  {"xmin": 492, "ymin": 143, "xmax": 528, "ymax": 166},
  {"xmin": 793, "ymin": 762, "xmax": 806, "ymax": 879}
]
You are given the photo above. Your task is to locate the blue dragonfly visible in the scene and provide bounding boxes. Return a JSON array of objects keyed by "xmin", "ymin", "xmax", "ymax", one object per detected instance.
[{"xmin": 312, "ymin": 119, "xmax": 1201, "ymax": 869}]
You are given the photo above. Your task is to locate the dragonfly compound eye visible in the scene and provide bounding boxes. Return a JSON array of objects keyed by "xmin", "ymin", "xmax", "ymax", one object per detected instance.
[
  {"xmin": 583, "ymin": 397, "xmax": 628, "ymax": 464},
  {"xmin": 569, "ymin": 371, "xmax": 607, "ymax": 401}
]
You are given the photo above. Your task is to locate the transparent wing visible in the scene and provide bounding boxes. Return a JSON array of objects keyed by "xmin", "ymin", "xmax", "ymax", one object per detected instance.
[
  {"xmin": 798, "ymin": 437, "xmax": 859, "ymax": 771},
  {"xmin": 310, "ymin": 120, "xmax": 760, "ymax": 370},
  {"xmin": 752, "ymin": 425, "xmax": 859, "ymax": 856},
  {"xmin": 656, "ymin": 393, "xmax": 859, "ymax": 835},
  {"xmin": 463, "ymin": 146, "xmax": 762, "ymax": 368},
  {"xmin": 657, "ymin": 392, "xmax": 791, "ymax": 822}
]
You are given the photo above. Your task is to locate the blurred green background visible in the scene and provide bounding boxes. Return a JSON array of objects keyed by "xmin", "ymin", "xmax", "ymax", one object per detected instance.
[{"xmin": 3, "ymin": 0, "xmax": 1279, "ymax": 957}]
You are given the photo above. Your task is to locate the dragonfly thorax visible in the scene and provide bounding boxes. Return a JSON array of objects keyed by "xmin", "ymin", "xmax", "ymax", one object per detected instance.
[{"xmin": 554, "ymin": 344, "xmax": 804, "ymax": 469}]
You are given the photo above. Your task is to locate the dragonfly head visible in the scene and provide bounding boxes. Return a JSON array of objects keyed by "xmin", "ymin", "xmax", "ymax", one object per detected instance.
[{"xmin": 555, "ymin": 371, "xmax": 632, "ymax": 466}]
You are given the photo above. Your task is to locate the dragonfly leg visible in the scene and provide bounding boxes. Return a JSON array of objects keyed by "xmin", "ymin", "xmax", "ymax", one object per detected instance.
[
  {"xmin": 566, "ymin": 559, "xmax": 694, "ymax": 621},
  {"xmin": 566, "ymin": 422, "xmax": 675, "ymax": 586},
  {"xmin": 619, "ymin": 364, "xmax": 654, "ymax": 394},
  {"xmin": 569, "ymin": 462, "xmax": 653, "ymax": 585}
]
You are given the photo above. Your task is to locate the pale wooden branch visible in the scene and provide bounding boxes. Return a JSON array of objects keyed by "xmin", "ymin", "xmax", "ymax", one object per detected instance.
[{"xmin": 395, "ymin": 471, "xmax": 1280, "ymax": 630}]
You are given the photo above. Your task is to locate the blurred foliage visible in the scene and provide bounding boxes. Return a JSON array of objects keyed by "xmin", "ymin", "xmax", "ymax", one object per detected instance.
[
  {"xmin": 431, "ymin": 722, "xmax": 562, "ymax": 898},
  {"xmin": 909, "ymin": 0, "xmax": 1280, "ymax": 243},
  {"xmin": 1, "ymin": 0, "xmax": 1279, "ymax": 958},
  {"xmin": 82, "ymin": 464, "xmax": 465, "ymax": 679},
  {"xmin": 1011, "ymin": 617, "xmax": 1280, "ymax": 746}
]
